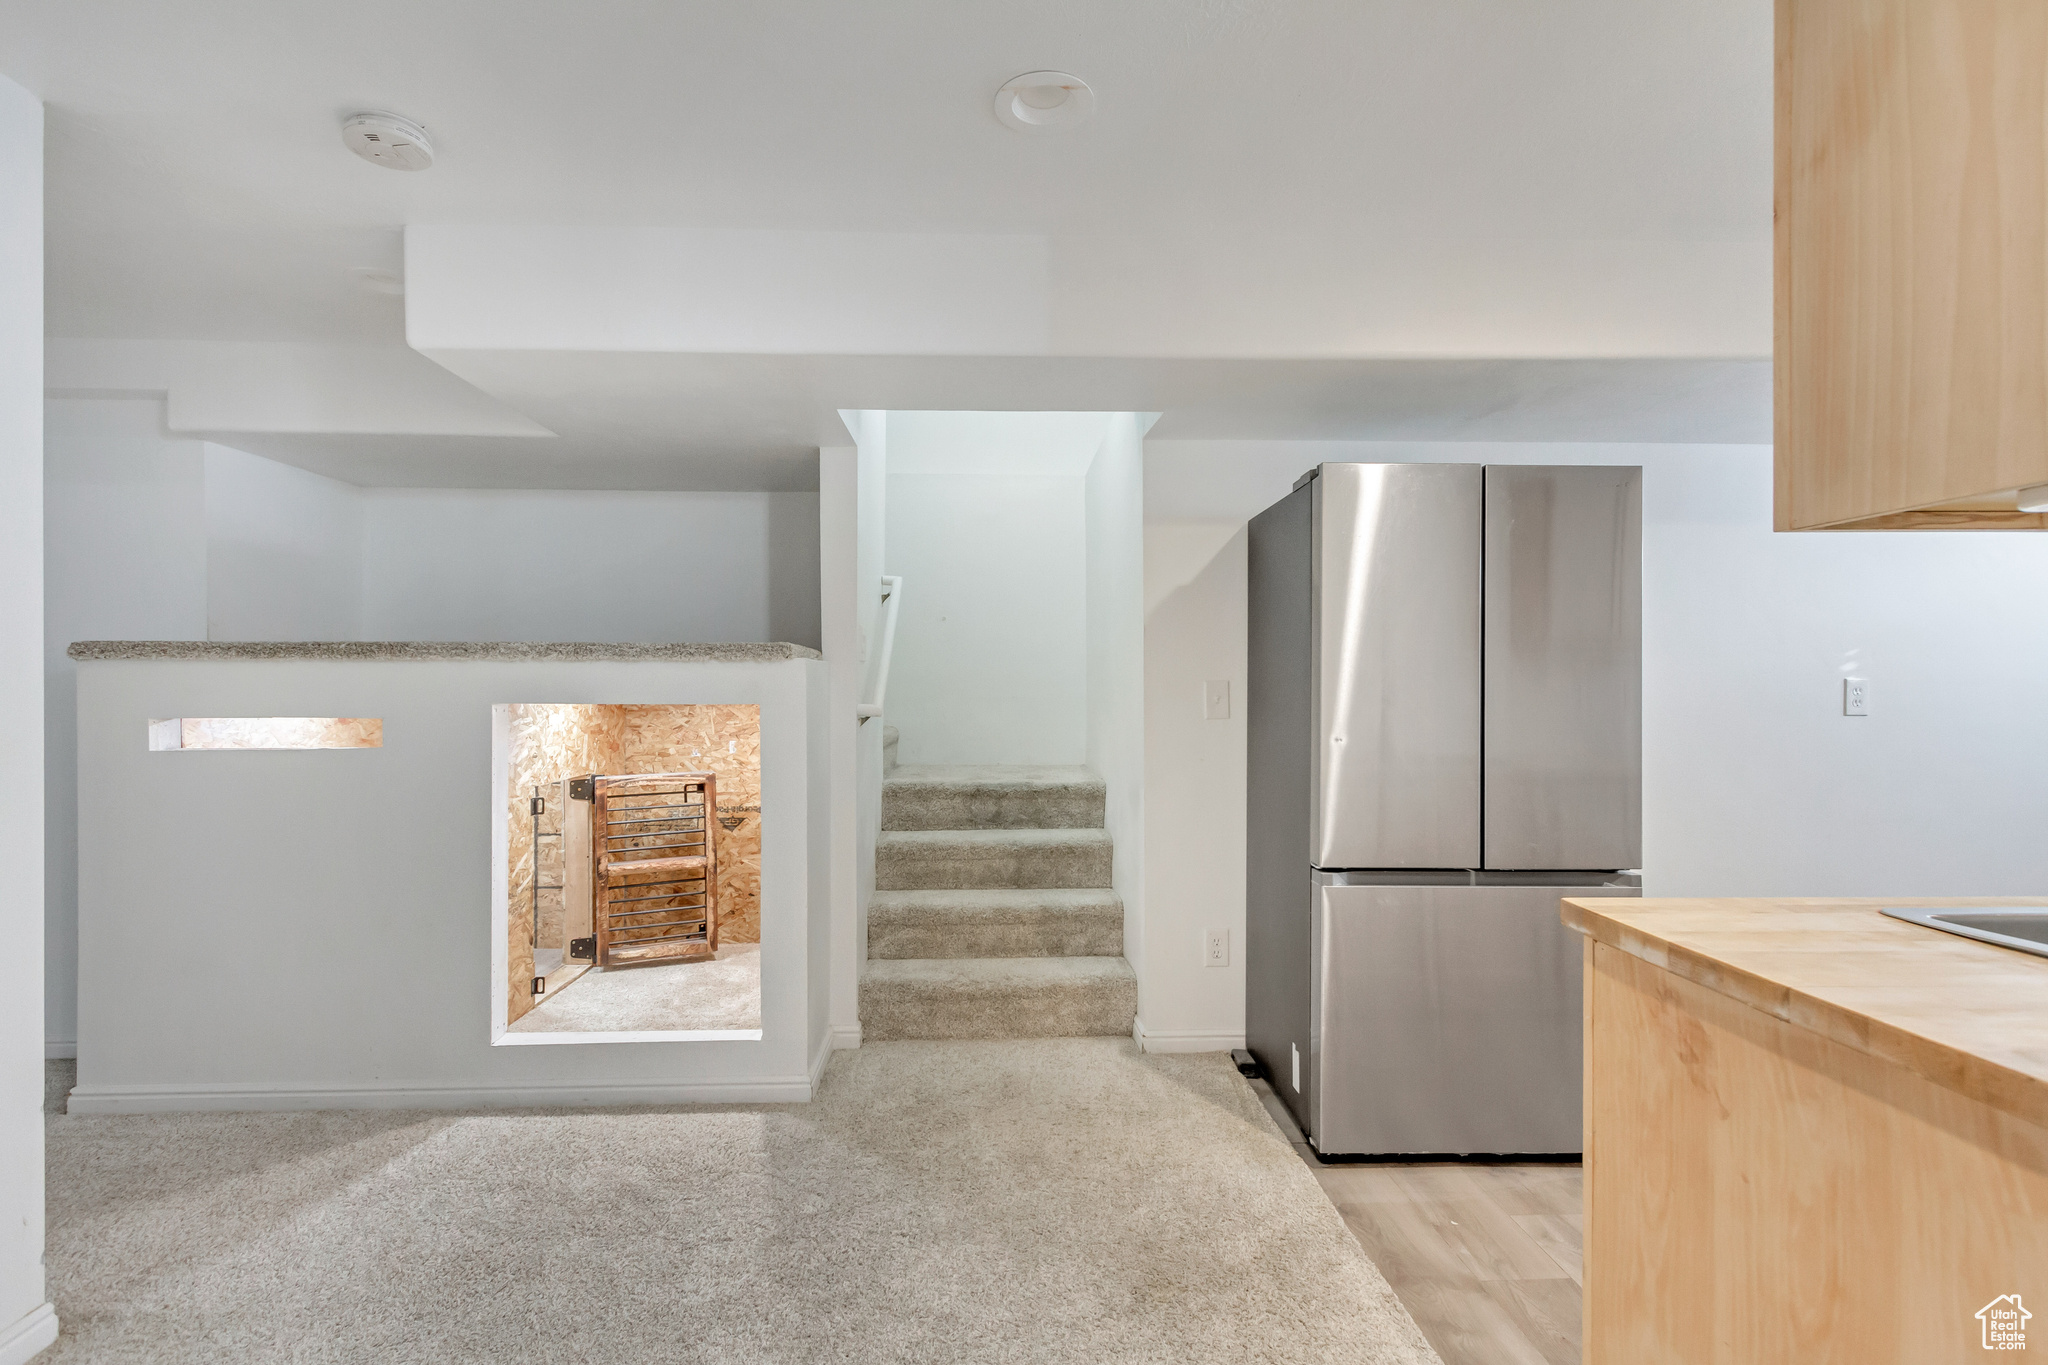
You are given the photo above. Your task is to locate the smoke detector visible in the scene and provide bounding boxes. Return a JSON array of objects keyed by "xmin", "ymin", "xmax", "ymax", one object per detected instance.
[
  {"xmin": 342, "ymin": 111, "xmax": 434, "ymax": 171},
  {"xmin": 994, "ymin": 71, "xmax": 1095, "ymax": 132}
]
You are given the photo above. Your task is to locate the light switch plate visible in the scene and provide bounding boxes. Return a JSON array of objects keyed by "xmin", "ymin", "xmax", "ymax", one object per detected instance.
[
  {"xmin": 1203, "ymin": 679, "xmax": 1230, "ymax": 720},
  {"xmin": 1844, "ymin": 677, "xmax": 1871, "ymax": 716}
]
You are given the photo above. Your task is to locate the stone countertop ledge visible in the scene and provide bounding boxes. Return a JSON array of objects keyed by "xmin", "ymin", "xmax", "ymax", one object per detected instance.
[{"xmin": 67, "ymin": 641, "xmax": 822, "ymax": 663}]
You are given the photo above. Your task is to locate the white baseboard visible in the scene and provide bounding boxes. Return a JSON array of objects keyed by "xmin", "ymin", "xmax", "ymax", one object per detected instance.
[
  {"xmin": 1134, "ymin": 1020, "xmax": 1245, "ymax": 1054},
  {"xmin": 67, "ymin": 1075, "xmax": 815, "ymax": 1115},
  {"xmin": 43, "ymin": 1041, "xmax": 75, "ymax": 1061},
  {"xmin": 829, "ymin": 1023, "xmax": 861, "ymax": 1050},
  {"xmin": 807, "ymin": 1028, "xmax": 835, "ymax": 1093},
  {"xmin": 0, "ymin": 1302, "xmax": 56, "ymax": 1365}
]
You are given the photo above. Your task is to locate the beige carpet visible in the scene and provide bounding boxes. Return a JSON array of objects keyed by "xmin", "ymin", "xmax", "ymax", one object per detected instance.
[
  {"xmin": 509, "ymin": 942, "xmax": 761, "ymax": 1033},
  {"xmin": 43, "ymin": 1040, "xmax": 1439, "ymax": 1364}
]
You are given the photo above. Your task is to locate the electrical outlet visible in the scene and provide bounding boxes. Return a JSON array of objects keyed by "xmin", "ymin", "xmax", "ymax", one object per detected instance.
[
  {"xmin": 1204, "ymin": 927, "xmax": 1229, "ymax": 967},
  {"xmin": 1291, "ymin": 1042, "xmax": 1301, "ymax": 1094},
  {"xmin": 1203, "ymin": 679, "xmax": 1230, "ymax": 720},
  {"xmin": 1843, "ymin": 677, "xmax": 1871, "ymax": 717}
]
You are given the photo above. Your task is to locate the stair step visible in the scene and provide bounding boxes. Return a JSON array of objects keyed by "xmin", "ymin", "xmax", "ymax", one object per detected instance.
[
  {"xmin": 867, "ymin": 889, "xmax": 1123, "ymax": 959},
  {"xmin": 875, "ymin": 828, "xmax": 1113, "ymax": 891},
  {"xmin": 860, "ymin": 956, "xmax": 1137, "ymax": 1040},
  {"xmin": 882, "ymin": 765, "xmax": 1105, "ymax": 831}
]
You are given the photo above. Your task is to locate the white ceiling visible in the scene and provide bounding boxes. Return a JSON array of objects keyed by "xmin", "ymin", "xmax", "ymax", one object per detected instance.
[
  {"xmin": 2, "ymin": 0, "xmax": 1775, "ymax": 486},
  {"xmin": 3, "ymin": 0, "xmax": 1771, "ymax": 344},
  {"xmin": 97, "ymin": 354, "xmax": 1763, "ymax": 492},
  {"xmin": 394, "ymin": 351, "xmax": 1769, "ymax": 489}
]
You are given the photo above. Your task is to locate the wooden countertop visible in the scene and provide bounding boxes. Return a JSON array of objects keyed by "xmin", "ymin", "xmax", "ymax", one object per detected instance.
[{"xmin": 1563, "ymin": 896, "xmax": 2048, "ymax": 1130}]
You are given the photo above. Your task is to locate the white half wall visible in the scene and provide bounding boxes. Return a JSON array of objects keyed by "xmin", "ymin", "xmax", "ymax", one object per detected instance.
[
  {"xmin": 74, "ymin": 656, "xmax": 830, "ymax": 1111},
  {"xmin": 805, "ymin": 649, "xmax": 833, "ymax": 1078},
  {"xmin": 1142, "ymin": 438, "xmax": 2048, "ymax": 1046},
  {"xmin": 818, "ymin": 443, "xmax": 861, "ymax": 1047},
  {"xmin": 0, "ymin": 72, "xmax": 58, "ymax": 1363}
]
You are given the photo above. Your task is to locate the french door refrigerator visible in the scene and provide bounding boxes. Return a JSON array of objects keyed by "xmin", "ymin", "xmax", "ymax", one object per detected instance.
[{"xmin": 1246, "ymin": 463, "xmax": 1642, "ymax": 1157}]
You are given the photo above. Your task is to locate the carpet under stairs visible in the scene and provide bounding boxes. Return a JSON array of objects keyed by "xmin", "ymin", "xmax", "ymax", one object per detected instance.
[{"xmin": 863, "ymin": 765, "xmax": 1135, "ymax": 1041}]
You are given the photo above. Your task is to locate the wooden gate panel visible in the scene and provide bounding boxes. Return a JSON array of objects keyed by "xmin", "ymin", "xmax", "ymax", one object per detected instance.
[{"xmin": 590, "ymin": 772, "xmax": 718, "ymax": 967}]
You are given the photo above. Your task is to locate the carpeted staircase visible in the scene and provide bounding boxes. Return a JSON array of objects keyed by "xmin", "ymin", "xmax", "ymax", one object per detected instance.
[{"xmin": 861, "ymin": 765, "xmax": 1137, "ymax": 1040}]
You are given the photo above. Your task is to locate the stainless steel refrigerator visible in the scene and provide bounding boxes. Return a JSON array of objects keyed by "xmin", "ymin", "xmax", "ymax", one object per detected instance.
[{"xmin": 1246, "ymin": 463, "xmax": 1642, "ymax": 1157}]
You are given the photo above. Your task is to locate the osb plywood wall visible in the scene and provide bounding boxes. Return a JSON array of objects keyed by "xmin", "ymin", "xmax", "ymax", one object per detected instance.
[
  {"xmin": 505, "ymin": 705, "xmax": 625, "ymax": 1025},
  {"xmin": 503, "ymin": 703, "xmax": 763, "ymax": 1026},
  {"xmin": 617, "ymin": 705, "xmax": 763, "ymax": 946}
]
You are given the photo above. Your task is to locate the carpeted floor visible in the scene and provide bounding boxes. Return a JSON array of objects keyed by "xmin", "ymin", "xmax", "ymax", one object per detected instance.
[
  {"xmin": 509, "ymin": 942, "xmax": 762, "ymax": 1034},
  {"xmin": 42, "ymin": 1040, "xmax": 1440, "ymax": 1363}
]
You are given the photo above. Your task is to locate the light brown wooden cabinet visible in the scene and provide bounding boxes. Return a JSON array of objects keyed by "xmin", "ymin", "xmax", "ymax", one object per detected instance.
[
  {"xmin": 1571, "ymin": 896, "xmax": 2048, "ymax": 1362},
  {"xmin": 1776, "ymin": 0, "xmax": 2048, "ymax": 529}
]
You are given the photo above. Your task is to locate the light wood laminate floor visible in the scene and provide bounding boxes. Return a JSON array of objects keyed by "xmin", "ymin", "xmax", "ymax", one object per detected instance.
[{"xmin": 1250, "ymin": 1078, "xmax": 1583, "ymax": 1365}]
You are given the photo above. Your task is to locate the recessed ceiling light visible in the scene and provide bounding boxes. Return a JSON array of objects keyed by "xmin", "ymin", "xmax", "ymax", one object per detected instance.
[
  {"xmin": 342, "ymin": 111, "xmax": 434, "ymax": 171},
  {"xmin": 994, "ymin": 71, "xmax": 1094, "ymax": 133}
]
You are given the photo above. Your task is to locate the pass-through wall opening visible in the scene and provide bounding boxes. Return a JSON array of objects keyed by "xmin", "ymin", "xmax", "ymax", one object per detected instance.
[{"xmin": 498, "ymin": 702, "xmax": 762, "ymax": 1040}]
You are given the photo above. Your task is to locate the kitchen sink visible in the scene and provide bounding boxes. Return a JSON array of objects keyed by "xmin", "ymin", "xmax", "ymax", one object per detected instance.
[{"xmin": 1882, "ymin": 907, "xmax": 2048, "ymax": 959}]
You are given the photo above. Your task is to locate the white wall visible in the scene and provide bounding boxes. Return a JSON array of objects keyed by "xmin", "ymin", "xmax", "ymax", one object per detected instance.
[
  {"xmin": 1085, "ymin": 416, "xmax": 1149, "ymax": 1024},
  {"xmin": 205, "ymin": 444, "xmax": 364, "ymax": 641},
  {"xmin": 58, "ymin": 417, "xmax": 825, "ymax": 653},
  {"xmin": 0, "ymin": 72, "xmax": 60, "ymax": 1363},
  {"xmin": 883, "ymin": 413, "xmax": 1103, "ymax": 766},
  {"xmin": 1141, "ymin": 520, "xmax": 1247, "ymax": 1050},
  {"xmin": 847, "ymin": 412, "xmax": 888, "ymax": 1003},
  {"xmin": 360, "ymin": 488, "xmax": 821, "ymax": 648},
  {"xmin": 1142, "ymin": 438, "xmax": 2048, "ymax": 1046},
  {"xmin": 44, "ymin": 399, "xmax": 208, "ymax": 1057}
]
